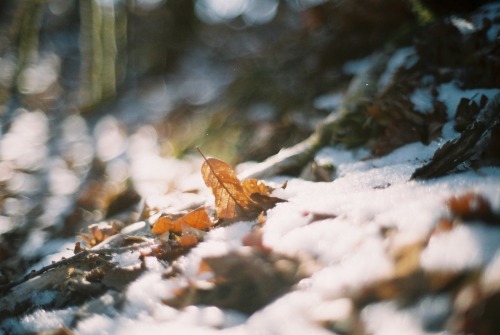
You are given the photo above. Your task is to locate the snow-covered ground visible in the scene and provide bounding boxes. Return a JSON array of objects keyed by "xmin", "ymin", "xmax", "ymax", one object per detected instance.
[
  {"xmin": 3, "ymin": 136, "xmax": 500, "ymax": 334},
  {"xmin": 2, "ymin": 3, "xmax": 500, "ymax": 335}
]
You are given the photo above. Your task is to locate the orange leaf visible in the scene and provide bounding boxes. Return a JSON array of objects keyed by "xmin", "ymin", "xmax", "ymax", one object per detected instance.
[
  {"xmin": 446, "ymin": 192, "xmax": 493, "ymax": 221},
  {"xmin": 152, "ymin": 215, "xmax": 177, "ymax": 235},
  {"xmin": 176, "ymin": 207, "xmax": 212, "ymax": 231},
  {"xmin": 152, "ymin": 208, "xmax": 212, "ymax": 235},
  {"xmin": 179, "ymin": 234, "xmax": 198, "ymax": 247},
  {"xmin": 249, "ymin": 193, "xmax": 286, "ymax": 211},
  {"xmin": 81, "ymin": 221, "xmax": 122, "ymax": 247},
  {"xmin": 73, "ymin": 241, "xmax": 84, "ymax": 254},
  {"xmin": 242, "ymin": 179, "xmax": 271, "ymax": 196},
  {"xmin": 243, "ymin": 178, "xmax": 285, "ymax": 211},
  {"xmin": 201, "ymin": 157, "xmax": 261, "ymax": 219}
]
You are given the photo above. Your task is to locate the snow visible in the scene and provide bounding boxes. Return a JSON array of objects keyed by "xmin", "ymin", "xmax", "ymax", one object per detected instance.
[
  {"xmin": 27, "ymin": 137, "xmax": 495, "ymax": 335},
  {"xmin": 410, "ymin": 88, "xmax": 434, "ymax": 114},
  {"xmin": 3, "ymin": 5, "xmax": 500, "ymax": 334},
  {"xmin": 436, "ymin": 82, "xmax": 499, "ymax": 119},
  {"xmin": 378, "ymin": 47, "xmax": 416, "ymax": 90},
  {"xmin": 421, "ymin": 223, "xmax": 500, "ymax": 272},
  {"xmin": 472, "ymin": 3, "xmax": 500, "ymax": 41},
  {"xmin": 8, "ymin": 135, "xmax": 500, "ymax": 334},
  {"xmin": 1, "ymin": 308, "xmax": 76, "ymax": 335},
  {"xmin": 362, "ymin": 301, "xmax": 427, "ymax": 335}
]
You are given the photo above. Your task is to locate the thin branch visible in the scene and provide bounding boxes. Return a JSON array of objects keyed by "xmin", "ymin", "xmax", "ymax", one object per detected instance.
[
  {"xmin": 239, "ymin": 49, "xmax": 394, "ymax": 179},
  {"xmin": 0, "ymin": 241, "xmax": 154, "ymax": 293}
]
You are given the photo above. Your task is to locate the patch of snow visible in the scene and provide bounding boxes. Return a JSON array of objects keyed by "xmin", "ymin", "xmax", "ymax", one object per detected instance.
[
  {"xmin": 6, "ymin": 308, "xmax": 76, "ymax": 334},
  {"xmin": 113, "ymin": 250, "xmax": 143, "ymax": 267},
  {"xmin": 471, "ymin": 3, "xmax": 500, "ymax": 41},
  {"xmin": 378, "ymin": 47, "xmax": 415, "ymax": 90},
  {"xmin": 421, "ymin": 223, "xmax": 500, "ymax": 272},
  {"xmin": 24, "ymin": 238, "xmax": 76, "ymax": 272},
  {"xmin": 175, "ymin": 222, "xmax": 253, "ymax": 279},
  {"xmin": 362, "ymin": 301, "xmax": 427, "ymax": 335},
  {"xmin": 76, "ymin": 314, "xmax": 114, "ymax": 335},
  {"xmin": 78, "ymin": 302, "xmax": 246, "ymax": 335},
  {"xmin": 437, "ymin": 82, "xmax": 499, "ymax": 118},
  {"xmin": 451, "ymin": 16, "xmax": 475, "ymax": 34},
  {"xmin": 243, "ymin": 291, "xmax": 334, "ymax": 335},
  {"xmin": 304, "ymin": 235, "xmax": 393, "ymax": 297},
  {"xmin": 410, "ymin": 88, "xmax": 434, "ymax": 114},
  {"xmin": 124, "ymin": 272, "xmax": 173, "ymax": 317},
  {"xmin": 269, "ymin": 217, "xmax": 365, "ymax": 264},
  {"xmin": 362, "ymin": 294, "xmax": 451, "ymax": 335}
]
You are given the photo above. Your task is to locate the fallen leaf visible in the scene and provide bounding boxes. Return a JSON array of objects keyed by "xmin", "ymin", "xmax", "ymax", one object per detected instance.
[
  {"xmin": 242, "ymin": 179, "xmax": 271, "ymax": 196},
  {"xmin": 201, "ymin": 156, "xmax": 262, "ymax": 219},
  {"xmin": 178, "ymin": 234, "xmax": 198, "ymax": 248},
  {"xmin": 73, "ymin": 242, "xmax": 84, "ymax": 254},
  {"xmin": 81, "ymin": 221, "xmax": 122, "ymax": 247},
  {"xmin": 144, "ymin": 240, "xmax": 195, "ymax": 262},
  {"xmin": 176, "ymin": 207, "xmax": 213, "ymax": 231},
  {"xmin": 447, "ymin": 192, "xmax": 496, "ymax": 223},
  {"xmin": 242, "ymin": 178, "xmax": 286, "ymax": 210},
  {"xmin": 152, "ymin": 215, "xmax": 178, "ymax": 235},
  {"xmin": 249, "ymin": 193, "xmax": 286, "ymax": 211},
  {"xmin": 152, "ymin": 207, "xmax": 212, "ymax": 235}
]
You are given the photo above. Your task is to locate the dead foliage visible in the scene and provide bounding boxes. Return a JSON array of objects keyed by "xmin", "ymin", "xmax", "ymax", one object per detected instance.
[
  {"xmin": 146, "ymin": 151, "xmax": 285, "ymax": 261},
  {"xmin": 164, "ymin": 250, "xmax": 308, "ymax": 314}
]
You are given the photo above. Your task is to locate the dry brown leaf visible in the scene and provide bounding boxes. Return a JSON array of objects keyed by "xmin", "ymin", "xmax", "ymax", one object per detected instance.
[
  {"xmin": 242, "ymin": 178, "xmax": 271, "ymax": 196},
  {"xmin": 242, "ymin": 178, "xmax": 286, "ymax": 210},
  {"xmin": 446, "ymin": 192, "xmax": 495, "ymax": 223},
  {"xmin": 73, "ymin": 242, "xmax": 84, "ymax": 254},
  {"xmin": 152, "ymin": 207, "xmax": 212, "ymax": 235},
  {"xmin": 81, "ymin": 221, "xmax": 122, "ymax": 247},
  {"xmin": 178, "ymin": 234, "xmax": 198, "ymax": 247},
  {"xmin": 152, "ymin": 215, "xmax": 178, "ymax": 235},
  {"xmin": 144, "ymin": 239, "xmax": 195, "ymax": 262},
  {"xmin": 201, "ymin": 157, "xmax": 262, "ymax": 219},
  {"xmin": 176, "ymin": 207, "xmax": 213, "ymax": 231},
  {"xmin": 249, "ymin": 193, "xmax": 285, "ymax": 211}
]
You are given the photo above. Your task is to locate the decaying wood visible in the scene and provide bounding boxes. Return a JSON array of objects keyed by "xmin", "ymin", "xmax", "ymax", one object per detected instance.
[
  {"xmin": 412, "ymin": 93, "xmax": 500, "ymax": 180},
  {"xmin": 0, "ymin": 222, "xmax": 153, "ymax": 320}
]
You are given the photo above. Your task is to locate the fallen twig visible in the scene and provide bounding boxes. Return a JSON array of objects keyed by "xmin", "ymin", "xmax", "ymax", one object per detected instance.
[
  {"xmin": 239, "ymin": 49, "xmax": 393, "ymax": 179},
  {"xmin": 0, "ymin": 241, "xmax": 154, "ymax": 294},
  {"xmin": 412, "ymin": 93, "xmax": 500, "ymax": 180}
]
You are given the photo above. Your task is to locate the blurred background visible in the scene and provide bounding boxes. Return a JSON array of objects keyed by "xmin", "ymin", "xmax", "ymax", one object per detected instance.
[{"xmin": 0, "ymin": 0, "xmax": 491, "ymax": 283}]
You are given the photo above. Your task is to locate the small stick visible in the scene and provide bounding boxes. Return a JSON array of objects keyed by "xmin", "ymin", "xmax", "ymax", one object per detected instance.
[{"xmin": 0, "ymin": 241, "xmax": 154, "ymax": 293}]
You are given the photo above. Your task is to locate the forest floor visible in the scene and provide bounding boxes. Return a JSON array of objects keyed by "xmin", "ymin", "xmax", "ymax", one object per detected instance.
[{"xmin": 1, "ymin": 2, "xmax": 500, "ymax": 335}]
